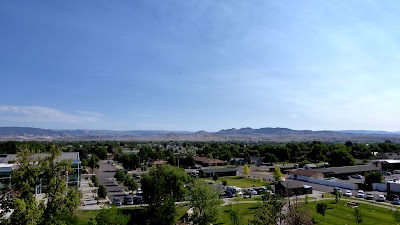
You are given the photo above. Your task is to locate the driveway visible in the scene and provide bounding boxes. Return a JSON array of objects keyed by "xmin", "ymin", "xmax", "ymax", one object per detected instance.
[{"xmin": 94, "ymin": 160, "xmax": 128, "ymax": 200}]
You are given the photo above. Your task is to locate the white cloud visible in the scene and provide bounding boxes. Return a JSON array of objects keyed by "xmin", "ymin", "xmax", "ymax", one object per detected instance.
[{"xmin": 0, "ymin": 105, "xmax": 102, "ymax": 123}]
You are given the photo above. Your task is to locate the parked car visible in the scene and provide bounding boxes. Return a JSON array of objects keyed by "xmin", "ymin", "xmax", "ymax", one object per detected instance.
[
  {"xmin": 124, "ymin": 195, "xmax": 134, "ymax": 205},
  {"xmin": 132, "ymin": 174, "xmax": 141, "ymax": 179},
  {"xmin": 344, "ymin": 190, "xmax": 353, "ymax": 197},
  {"xmin": 394, "ymin": 170, "xmax": 400, "ymax": 174},
  {"xmin": 365, "ymin": 192, "xmax": 374, "ymax": 200},
  {"xmin": 377, "ymin": 195, "xmax": 386, "ymax": 202},
  {"xmin": 247, "ymin": 189, "xmax": 258, "ymax": 195},
  {"xmin": 393, "ymin": 198, "xmax": 400, "ymax": 205},
  {"xmin": 113, "ymin": 197, "xmax": 122, "ymax": 206},
  {"xmin": 356, "ymin": 190, "xmax": 365, "ymax": 198},
  {"xmin": 385, "ymin": 171, "xmax": 392, "ymax": 176},
  {"xmin": 333, "ymin": 187, "xmax": 342, "ymax": 194},
  {"xmin": 221, "ymin": 190, "xmax": 234, "ymax": 198},
  {"xmin": 351, "ymin": 174, "xmax": 362, "ymax": 179},
  {"xmin": 136, "ymin": 188, "xmax": 143, "ymax": 195},
  {"xmin": 133, "ymin": 196, "xmax": 142, "ymax": 204},
  {"xmin": 339, "ymin": 176, "xmax": 350, "ymax": 180}
]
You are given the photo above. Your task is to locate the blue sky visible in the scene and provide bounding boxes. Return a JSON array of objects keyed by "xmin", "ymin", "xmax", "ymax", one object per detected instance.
[{"xmin": 1, "ymin": 1, "xmax": 400, "ymax": 131}]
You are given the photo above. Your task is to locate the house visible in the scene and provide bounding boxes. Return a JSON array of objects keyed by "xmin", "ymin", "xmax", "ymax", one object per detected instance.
[
  {"xmin": 199, "ymin": 167, "xmax": 238, "ymax": 178},
  {"xmin": 303, "ymin": 164, "xmax": 317, "ymax": 170},
  {"xmin": 371, "ymin": 159, "xmax": 400, "ymax": 172},
  {"xmin": 372, "ymin": 152, "xmax": 400, "ymax": 160},
  {"xmin": 275, "ymin": 180, "xmax": 312, "ymax": 196},
  {"xmin": 149, "ymin": 160, "xmax": 168, "ymax": 166},
  {"xmin": 192, "ymin": 156, "xmax": 227, "ymax": 167},
  {"xmin": 289, "ymin": 170, "xmax": 324, "ymax": 181},
  {"xmin": 250, "ymin": 156, "xmax": 263, "ymax": 166},
  {"xmin": 231, "ymin": 158, "xmax": 245, "ymax": 166}
]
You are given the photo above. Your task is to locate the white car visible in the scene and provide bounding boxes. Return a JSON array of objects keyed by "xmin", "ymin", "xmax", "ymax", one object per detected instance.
[
  {"xmin": 365, "ymin": 192, "xmax": 374, "ymax": 200},
  {"xmin": 377, "ymin": 194, "xmax": 386, "ymax": 202},
  {"xmin": 333, "ymin": 187, "xmax": 342, "ymax": 194},
  {"xmin": 247, "ymin": 189, "xmax": 258, "ymax": 195},
  {"xmin": 356, "ymin": 190, "xmax": 365, "ymax": 198},
  {"xmin": 344, "ymin": 190, "xmax": 353, "ymax": 197}
]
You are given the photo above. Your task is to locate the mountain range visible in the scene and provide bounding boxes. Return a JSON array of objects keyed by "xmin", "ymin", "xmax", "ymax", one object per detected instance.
[{"xmin": 0, "ymin": 127, "xmax": 400, "ymax": 142}]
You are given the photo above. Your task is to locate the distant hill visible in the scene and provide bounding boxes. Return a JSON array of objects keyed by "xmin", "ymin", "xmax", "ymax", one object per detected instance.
[{"xmin": 0, "ymin": 126, "xmax": 400, "ymax": 142}]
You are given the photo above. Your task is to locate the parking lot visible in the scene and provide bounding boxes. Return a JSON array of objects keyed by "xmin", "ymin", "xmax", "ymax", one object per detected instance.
[{"xmin": 94, "ymin": 160, "xmax": 128, "ymax": 200}]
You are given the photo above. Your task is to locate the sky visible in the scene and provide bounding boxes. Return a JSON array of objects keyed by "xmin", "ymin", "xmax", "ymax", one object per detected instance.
[{"xmin": 1, "ymin": 1, "xmax": 400, "ymax": 132}]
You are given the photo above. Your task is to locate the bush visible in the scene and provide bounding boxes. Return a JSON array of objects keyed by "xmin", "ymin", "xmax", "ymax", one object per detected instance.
[
  {"xmin": 91, "ymin": 175, "xmax": 100, "ymax": 187},
  {"xmin": 213, "ymin": 173, "xmax": 219, "ymax": 181},
  {"xmin": 222, "ymin": 180, "xmax": 227, "ymax": 186}
]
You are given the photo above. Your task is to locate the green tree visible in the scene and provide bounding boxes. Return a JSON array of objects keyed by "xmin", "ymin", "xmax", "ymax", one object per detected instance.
[
  {"xmin": 393, "ymin": 210, "xmax": 400, "ymax": 225},
  {"xmin": 263, "ymin": 153, "xmax": 278, "ymax": 164},
  {"xmin": 123, "ymin": 176, "xmax": 138, "ymax": 192},
  {"xmin": 252, "ymin": 193, "xmax": 284, "ymax": 225},
  {"xmin": 364, "ymin": 171, "xmax": 384, "ymax": 186},
  {"xmin": 222, "ymin": 180, "xmax": 228, "ymax": 186},
  {"xmin": 353, "ymin": 208, "xmax": 363, "ymax": 224},
  {"xmin": 228, "ymin": 204, "xmax": 242, "ymax": 225},
  {"xmin": 273, "ymin": 167, "xmax": 282, "ymax": 181},
  {"xmin": 316, "ymin": 202, "xmax": 327, "ymax": 220},
  {"xmin": 334, "ymin": 190, "xmax": 341, "ymax": 206},
  {"xmin": 87, "ymin": 155, "xmax": 100, "ymax": 172},
  {"xmin": 189, "ymin": 179, "xmax": 222, "ymax": 225},
  {"xmin": 141, "ymin": 165, "xmax": 189, "ymax": 225},
  {"xmin": 329, "ymin": 147, "xmax": 355, "ymax": 167},
  {"xmin": 285, "ymin": 202, "xmax": 313, "ymax": 225},
  {"xmin": 95, "ymin": 206, "xmax": 130, "ymax": 225},
  {"xmin": 3, "ymin": 147, "xmax": 81, "ymax": 225},
  {"xmin": 212, "ymin": 173, "xmax": 219, "ymax": 181},
  {"xmin": 243, "ymin": 164, "xmax": 250, "ymax": 176},
  {"xmin": 114, "ymin": 170, "xmax": 127, "ymax": 182},
  {"xmin": 98, "ymin": 185, "xmax": 108, "ymax": 199}
]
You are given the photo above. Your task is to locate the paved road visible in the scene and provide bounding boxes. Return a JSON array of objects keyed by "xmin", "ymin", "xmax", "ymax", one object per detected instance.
[{"xmin": 94, "ymin": 160, "xmax": 128, "ymax": 201}]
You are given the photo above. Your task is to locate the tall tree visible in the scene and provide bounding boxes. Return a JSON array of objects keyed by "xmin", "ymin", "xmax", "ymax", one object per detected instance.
[
  {"xmin": 2, "ymin": 147, "xmax": 81, "ymax": 225},
  {"xmin": 243, "ymin": 164, "xmax": 250, "ymax": 176},
  {"xmin": 228, "ymin": 204, "xmax": 242, "ymax": 225},
  {"xmin": 251, "ymin": 193, "xmax": 284, "ymax": 225},
  {"xmin": 273, "ymin": 167, "xmax": 282, "ymax": 181},
  {"xmin": 189, "ymin": 179, "xmax": 222, "ymax": 225},
  {"xmin": 329, "ymin": 147, "xmax": 355, "ymax": 167},
  {"xmin": 353, "ymin": 208, "xmax": 363, "ymax": 224},
  {"xmin": 141, "ymin": 165, "xmax": 189, "ymax": 225},
  {"xmin": 394, "ymin": 210, "xmax": 400, "ymax": 225}
]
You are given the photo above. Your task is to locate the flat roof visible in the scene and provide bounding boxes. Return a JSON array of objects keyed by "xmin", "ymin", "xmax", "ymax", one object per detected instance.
[
  {"xmin": 1, "ymin": 152, "xmax": 80, "ymax": 164},
  {"xmin": 200, "ymin": 167, "xmax": 238, "ymax": 173},
  {"xmin": 315, "ymin": 164, "xmax": 378, "ymax": 174},
  {"xmin": 289, "ymin": 169, "xmax": 322, "ymax": 177}
]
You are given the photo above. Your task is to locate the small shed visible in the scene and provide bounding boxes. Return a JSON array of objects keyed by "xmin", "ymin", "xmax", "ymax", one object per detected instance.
[
  {"xmin": 275, "ymin": 180, "xmax": 312, "ymax": 196},
  {"xmin": 289, "ymin": 170, "xmax": 324, "ymax": 181}
]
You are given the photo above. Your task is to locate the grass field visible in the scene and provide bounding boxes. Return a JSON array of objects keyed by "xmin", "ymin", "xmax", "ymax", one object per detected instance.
[
  {"xmin": 76, "ymin": 206, "xmax": 189, "ymax": 225},
  {"xmin": 307, "ymin": 200, "xmax": 395, "ymax": 225},
  {"xmin": 215, "ymin": 203, "xmax": 259, "ymax": 225},
  {"xmin": 215, "ymin": 199, "xmax": 397, "ymax": 225},
  {"xmin": 205, "ymin": 176, "xmax": 270, "ymax": 188}
]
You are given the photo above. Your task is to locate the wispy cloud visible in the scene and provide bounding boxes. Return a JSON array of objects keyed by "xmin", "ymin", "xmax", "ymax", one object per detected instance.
[{"xmin": 0, "ymin": 105, "xmax": 102, "ymax": 123}]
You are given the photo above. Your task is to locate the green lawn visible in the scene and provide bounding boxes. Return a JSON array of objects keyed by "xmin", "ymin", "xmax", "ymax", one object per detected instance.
[
  {"xmin": 215, "ymin": 203, "xmax": 259, "ymax": 225},
  {"xmin": 76, "ymin": 206, "xmax": 189, "ymax": 225},
  {"xmin": 307, "ymin": 200, "xmax": 395, "ymax": 225},
  {"xmin": 204, "ymin": 176, "xmax": 269, "ymax": 188}
]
